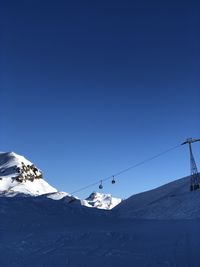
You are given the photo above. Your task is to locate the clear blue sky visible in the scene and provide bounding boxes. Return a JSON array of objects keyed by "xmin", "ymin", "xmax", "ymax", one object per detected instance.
[{"xmin": 1, "ymin": 0, "xmax": 200, "ymax": 199}]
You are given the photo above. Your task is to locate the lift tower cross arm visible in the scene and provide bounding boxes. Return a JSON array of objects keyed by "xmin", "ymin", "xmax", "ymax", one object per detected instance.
[
  {"xmin": 181, "ymin": 138, "xmax": 200, "ymax": 191},
  {"xmin": 181, "ymin": 138, "xmax": 200, "ymax": 145}
]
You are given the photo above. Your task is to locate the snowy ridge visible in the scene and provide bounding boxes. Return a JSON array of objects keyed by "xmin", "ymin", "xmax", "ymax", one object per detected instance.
[{"xmin": 46, "ymin": 191, "xmax": 81, "ymax": 205}]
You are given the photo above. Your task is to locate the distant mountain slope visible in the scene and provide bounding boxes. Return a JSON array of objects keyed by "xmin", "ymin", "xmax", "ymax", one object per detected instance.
[
  {"xmin": 116, "ymin": 176, "xmax": 200, "ymax": 219},
  {"xmin": 81, "ymin": 192, "xmax": 121, "ymax": 210}
]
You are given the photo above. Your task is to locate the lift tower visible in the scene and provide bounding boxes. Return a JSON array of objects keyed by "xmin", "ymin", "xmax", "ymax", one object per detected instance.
[{"xmin": 182, "ymin": 138, "xmax": 200, "ymax": 191}]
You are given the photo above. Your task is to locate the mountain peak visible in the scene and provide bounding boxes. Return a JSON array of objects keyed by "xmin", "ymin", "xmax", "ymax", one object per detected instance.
[
  {"xmin": 0, "ymin": 151, "xmax": 57, "ymax": 196},
  {"xmin": 82, "ymin": 191, "xmax": 121, "ymax": 210}
]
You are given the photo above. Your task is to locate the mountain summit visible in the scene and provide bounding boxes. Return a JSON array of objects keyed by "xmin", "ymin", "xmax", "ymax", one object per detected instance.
[
  {"xmin": 82, "ymin": 192, "xmax": 121, "ymax": 210},
  {"xmin": 0, "ymin": 152, "xmax": 57, "ymax": 196}
]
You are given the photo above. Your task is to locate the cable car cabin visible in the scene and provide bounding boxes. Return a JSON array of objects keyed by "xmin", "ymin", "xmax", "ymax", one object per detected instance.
[
  {"xmin": 99, "ymin": 183, "xmax": 103, "ymax": 189},
  {"xmin": 111, "ymin": 177, "xmax": 116, "ymax": 184}
]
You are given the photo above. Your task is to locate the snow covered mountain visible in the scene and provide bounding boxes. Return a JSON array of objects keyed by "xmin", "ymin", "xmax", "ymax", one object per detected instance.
[
  {"xmin": 81, "ymin": 192, "xmax": 121, "ymax": 210},
  {"xmin": 0, "ymin": 152, "xmax": 57, "ymax": 196},
  {"xmin": 46, "ymin": 191, "xmax": 121, "ymax": 209},
  {"xmin": 0, "ymin": 152, "xmax": 121, "ymax": 210},
  {"xmin": 116, "ymin": 176, "xmax": 200, "ymax": 219}
]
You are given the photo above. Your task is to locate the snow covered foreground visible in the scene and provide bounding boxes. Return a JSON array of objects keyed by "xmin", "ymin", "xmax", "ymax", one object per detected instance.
[{"xmin": 1, "ymin": 196, "xmax": 200, "ymax": 267}]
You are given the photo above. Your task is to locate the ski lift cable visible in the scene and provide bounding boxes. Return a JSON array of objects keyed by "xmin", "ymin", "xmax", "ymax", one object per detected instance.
[{"xmin": 70, "ymin": 144, "xmax": 181, "ymax": 195}]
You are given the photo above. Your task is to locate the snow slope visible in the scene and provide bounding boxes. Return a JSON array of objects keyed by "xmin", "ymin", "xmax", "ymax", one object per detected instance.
[
  {"xmin": 116, "ymin": 176, "xmax": 200, "ymax": 219},
  {"xmin": 1, "ymin": 196, "xmax": 200, "ymax": 267},
  {"xmin": 0, "ymin": 152, "xmax": 57, "ymax": 195}
]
